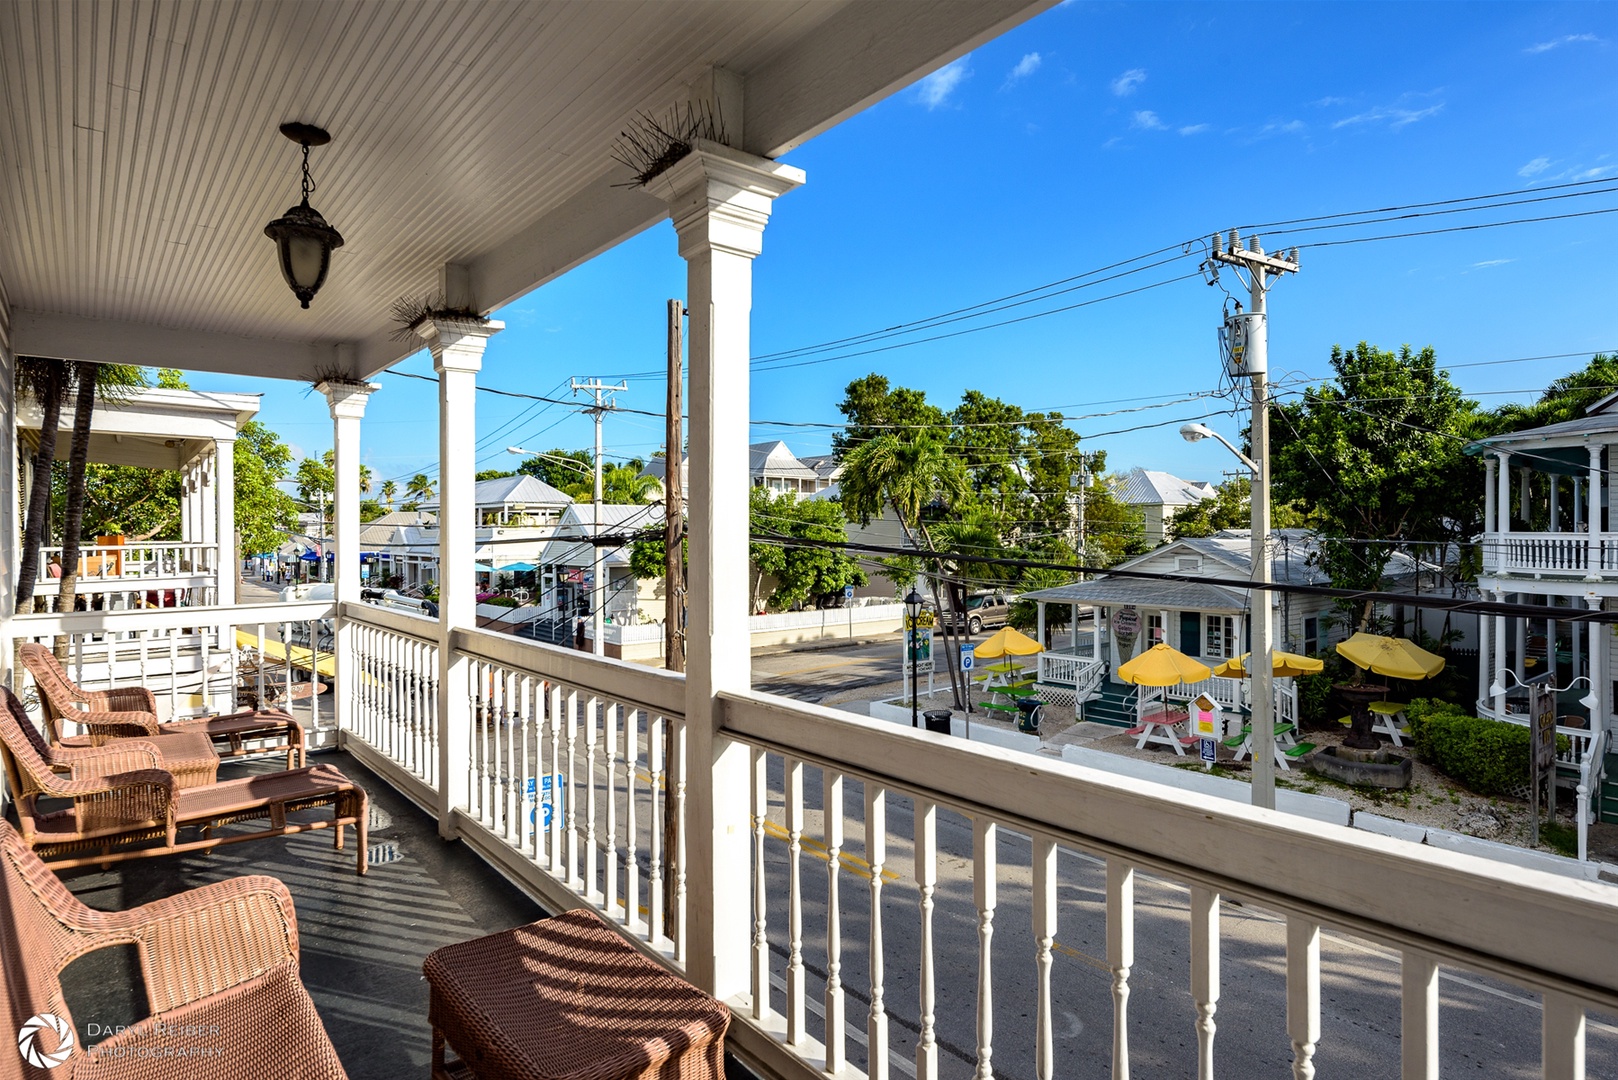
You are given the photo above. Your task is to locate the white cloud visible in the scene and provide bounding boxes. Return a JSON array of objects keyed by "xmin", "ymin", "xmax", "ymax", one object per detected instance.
[
  {"xmin": 1257, "ymin": 119, "xmax": 1307, "ymax": 137},
  {"xmin": 1178, "ymin": 123, "xmax": 1210, "ymax": 136},
  {"xmin": 915, "ymin": 57, "xmax": 970, "ymax": 109},
  {"xmin": 1131, "ymin": 110, "xmax": 1166, "ymax": 131},
  {"xmin": 1111, "ymin": 68, "xmax": 1146, "ymax": 96},
  {"xmin": 1526, "ymin": 33, "xmax": 1603, "ymax": 54},
  {"xmin": 1312, "ymin": 95, "xmax": 1350, "ymax": 108},
  {"xmin": 1332, "ymin": 103, "xmax": 1444, "ymax": 130},
  {"xmin": 1472, "ymin": 259, "xmax": 1514, "ymax": 268},
  {"xmin": 1005, "ymin": 52, "xmax": 1042, "ymax": 85},
  {"xmin": 1518, "ymin": 156, "xmax": 1552, "ymax": 178}
]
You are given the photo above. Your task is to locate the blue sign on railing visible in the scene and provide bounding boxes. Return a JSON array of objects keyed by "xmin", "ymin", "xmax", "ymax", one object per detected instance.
[{"xmin": 524, "ymin": 774, "xmax": 567, "ymax": 828}]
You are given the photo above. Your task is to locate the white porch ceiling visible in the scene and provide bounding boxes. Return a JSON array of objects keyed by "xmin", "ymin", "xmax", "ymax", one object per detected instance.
[{"xmin": 0, "ymin": 0, "xmax": 1049, "ymax": 384}]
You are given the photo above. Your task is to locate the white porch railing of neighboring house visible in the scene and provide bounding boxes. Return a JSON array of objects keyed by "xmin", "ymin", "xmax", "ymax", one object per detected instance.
[
  {"xmin": 31, "ymin": 542, "xmax": 221, "ymax": 609},
  {"xmin": 1167, "ymin": 674, "xmax": 1245, "ymax": 711},
  {"xmin": 1477, "ymin": 532, "xmax": 1618, "ymax": 576},
  {"xmin": 7, "ymin": 600, "xmax": 1618, "ymax": 1080}
]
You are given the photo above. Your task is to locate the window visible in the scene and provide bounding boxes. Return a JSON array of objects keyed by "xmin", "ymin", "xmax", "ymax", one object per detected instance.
[
  {"xmin": 1147, "ymin": 612, "xmax": 1164, "ymax": 644},
  {"xmin": 1205, "ymin": 614, "xmax": 1236, "ymax": 658},
  {"xmin": 1176, "ymin": 556, "xmax": 1201, "ymax": 573},
  {"xmin": 1303, "ymin": 617, "xmax": 1319, "ymax": 655}
]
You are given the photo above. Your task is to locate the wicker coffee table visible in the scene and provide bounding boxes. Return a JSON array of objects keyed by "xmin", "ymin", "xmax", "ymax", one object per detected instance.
[{"xmin": 423, "ymin": 908, "xmax": 730, "ymax": 1080}]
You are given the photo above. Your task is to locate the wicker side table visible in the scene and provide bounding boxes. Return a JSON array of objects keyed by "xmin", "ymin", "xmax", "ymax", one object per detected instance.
[{"xmin": 423, "ymin": 908, "xmax": 730, "ymax": 1080}]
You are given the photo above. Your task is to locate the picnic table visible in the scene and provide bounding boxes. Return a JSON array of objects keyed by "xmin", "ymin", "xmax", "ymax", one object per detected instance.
[
  {"xmin": 1125, "ymin": 705, "xmax": 1196, "ymax": 754},
  {"xmin": 1225, "ymin": 721, "xmax": 1315, "ymax": 771}
]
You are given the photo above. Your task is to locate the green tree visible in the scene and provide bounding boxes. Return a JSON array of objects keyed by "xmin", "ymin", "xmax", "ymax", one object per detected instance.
[
  {"xmin": 16, "ymin": 357, "xmax": 72, "ymax": 611},
  {"xmin": 234, "ymin": 420, "xmax": 298, "ymax": 555},
  {"xmin": 1492, "ymin": 353, "xmax": 1618, "ymax": 433},
  {"xmin": 832, "ymin": 373, "xmax": 948, "ymax": 460},
  {"xmin": 516, "ymin": 449, "xmax": 593, "ymax": 492},
  {"xmin": 475, "ymin": 469, "xmax": 516, "ymax": 481},
  {"xmin": 747, "ymin": 489, "xmax": 866, "ymax": 611},
  {"xmin": 1270, "ymin": 342, "xmax": 1483, "ymax": 623},
  {"xmin": 404, "ymin": 473, "xmax": 435, "ymax": 506},
  {"xmin": 381, "ymin": 479, "xmax": 398, "ymax": 509}
]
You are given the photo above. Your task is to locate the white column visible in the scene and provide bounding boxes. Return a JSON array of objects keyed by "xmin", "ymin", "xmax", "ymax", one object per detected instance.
[
  {"xmin": 320, "ymin": 379, "xmax": 377, "ymax": 738},
  {"xmin": 649, "ymin": 138, "xmax": 803, "ymax": 999},
  {"xmin": 180, "ymin": 467, "xmax": 193, "ymax": 544},
  {"xmin": 1476, "ymin": 607, "xmax": 1491, "ymax": 711},
  {"xmin": 214, "ymin": 439, "xmax": 236, "ymax": 606},
  {"xmin": 1549, "ymin": 473, "xmax": 1561, "ymax": 532},
  {"xmin": 1588, "ymin": 445, "xmax": 1603, "ymax": 581},
  {"xmin": 1484, "ymin": 455, "xmax": 1497, "ymax": 535},
  {"xmin": 1574, "ymin": 478, "xmax": 1585, "ymax": 532},
  {"xmin": 1492, "ymin": 590, "xmax": 1508, "ymax": 718},
  {"xmin": 1497, "ymin": 453, "xmax": 1512, "ymax": 535},
  {"xmin": 418, "ymin": 315, "xmax": 503, "ymax": 837},
  {"xmin": 1588, "ymin": 593, "xmax": 1605, "ymax": 734},
  {"xmin": 1515, "ymin": 597, "xmax": 1527, "ymax": 683},
  {"xmin": 1519, "ymin": 467, "xmax": 1531, "ymax": 523}
]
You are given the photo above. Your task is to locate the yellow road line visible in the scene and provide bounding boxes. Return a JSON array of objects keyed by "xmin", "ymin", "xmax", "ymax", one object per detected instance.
[
  {"xmin": 761, "ymin": 819, "xmax": 901, "ymax": 883},
  {"xmin": 1053, "ymin": 940, "xmax": 1110, "ymax": 974}
]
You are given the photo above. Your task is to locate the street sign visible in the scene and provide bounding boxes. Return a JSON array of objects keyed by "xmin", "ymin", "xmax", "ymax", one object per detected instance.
[
  {"xmin": 844, "ymin": 584, "xmax": 855, "ymax": 601},
  {"xmin": 524, "ymin": 774, "xmax": 567, "ymax": 830},
  {"xmin": 1201, "ymin": 738, "xmax": 1217, "ymax": 764},
  {"xmin": 1529, "ymin": 682, "xmax": 1557, "ymax": 846},
  {"xmin": 959, "ymin": 645, "xmax": 974, "ymax": 672}
]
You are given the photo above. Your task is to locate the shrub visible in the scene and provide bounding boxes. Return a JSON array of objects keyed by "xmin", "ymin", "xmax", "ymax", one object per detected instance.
[
  {"xmin": 1406, "ymin": 698, "xmax": 1546, "ymax": 796},
  {"xmin": 486, "ymin": 595, "xmax": 520, "ymax": 608},
  {"xmin": 1295, "ymin": 652, "xmax": 1352, "ymax": 728}
]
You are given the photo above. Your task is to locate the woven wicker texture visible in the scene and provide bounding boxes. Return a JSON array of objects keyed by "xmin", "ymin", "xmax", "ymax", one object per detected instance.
[
  {"xmin": 1, "ymin": 689, "xmax": 368, "ymax": 874},
  {"xmin": 423, "ymin": 909, "xmax": 729, "ymax": 1080},
  {"xmin": 19, "ymin": 643, "xmax": 305, "ymax": 767},
  {"xmin": 0, "ymin": 818, "xmax": 348, "ymax": 1079},
  {"xmin": 0, "ymin": 691, "xmax": 217, "ymax": 790}
]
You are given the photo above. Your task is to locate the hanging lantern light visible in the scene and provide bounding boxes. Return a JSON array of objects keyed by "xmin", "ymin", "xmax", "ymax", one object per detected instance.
[{"xmin": 264, "ymin": 122, "xmax": 344, "ymax": 309}]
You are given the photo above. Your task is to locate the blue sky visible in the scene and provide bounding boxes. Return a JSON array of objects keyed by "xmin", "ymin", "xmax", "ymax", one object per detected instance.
[{"xmin": 199, "ymin": 1, "xmax": 1618, "ymax": 493}]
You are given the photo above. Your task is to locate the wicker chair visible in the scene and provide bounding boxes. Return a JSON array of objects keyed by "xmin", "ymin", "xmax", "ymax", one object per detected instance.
[
  {"xmin": 0, "ymin": 688, "xmax": 368, "ymax": 875},
  {"xmin": 0, "ymin": 818, "xmax": 349, "ymax": 1079},
  {"xmin": 19, "ymin": 643, "xmax": 305, "ymax": 768},
  {"xmin": 0, "ymin": 689, "xmax": 218, "ymax": 790}
]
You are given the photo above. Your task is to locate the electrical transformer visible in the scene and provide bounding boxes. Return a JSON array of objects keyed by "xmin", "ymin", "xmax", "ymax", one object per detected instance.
[{"xmin": 1220, "ymin": 311, "xmax": 1265, "ymax": 378}]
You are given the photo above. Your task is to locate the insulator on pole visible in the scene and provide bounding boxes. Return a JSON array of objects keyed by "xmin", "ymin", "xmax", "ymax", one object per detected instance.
[
  {"xmin": 1228, "ymin": 227, "xmax": 1240, "ymax": 252},
  {"xmin": 1211, "ymin": 232, "xmax": 1222, "ymax": 257},
  {"xmin": 1289, "ymin": 247, "xmax": 1299, "ymax": 267},
  {"xmin": 1249, "ymin": 234, "xmax": 1261, "ymax": 254}
]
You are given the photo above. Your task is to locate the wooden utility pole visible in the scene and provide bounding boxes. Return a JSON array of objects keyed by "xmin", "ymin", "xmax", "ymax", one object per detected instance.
[
  {"xmin": 665, "ymin": 298, "xmax": 686, "ymax": 673},
  {"xmin": 663, "ymin": 298, "xmax": 685, "ymax": 934}
]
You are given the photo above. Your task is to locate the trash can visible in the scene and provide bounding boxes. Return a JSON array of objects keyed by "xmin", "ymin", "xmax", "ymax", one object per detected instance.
[{"xmin": 922, "ymin": 710, "xmax": 952, "ymax": 735}]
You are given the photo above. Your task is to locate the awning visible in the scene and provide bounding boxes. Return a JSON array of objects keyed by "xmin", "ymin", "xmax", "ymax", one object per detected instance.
[
  {"xmin": 473, "ymin": 561, "xmax": 495, "ymax": 572},
  {"xmin": 501, "ymin": 561, "xmax": 538, "ymax": 573}
]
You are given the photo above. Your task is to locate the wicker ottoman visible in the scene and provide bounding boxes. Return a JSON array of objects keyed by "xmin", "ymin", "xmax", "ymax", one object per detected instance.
[{"xmin": 423, "ymin": 909, "xmax": 730, "ymax": 1080}]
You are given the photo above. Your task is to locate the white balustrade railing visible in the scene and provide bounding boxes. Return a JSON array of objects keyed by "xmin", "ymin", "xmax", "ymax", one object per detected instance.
[
  {"xmin": 1168, "ymin": 673, "xmax": 1244, "ymax": 710},
  {"xmin": 7, "ymin": 600, "xmax": 335, "ymax": 731},
  {"xmin": 35, "ymin": 541, "xmax": 218, "ymax": 583},
  {"xmin": 719, "ymin": 689, "xmax": 1618, "ymax": 1080},
  {"xmin": 19, "ymin": 597, "xmax": 1618, "ymax": 1079},
  {"xmin": 349, "ymin": 605, "xmax": 440, "ymax": 791},
  {"xmin": 1476, "ymin": 531, "xmax": 1618, "ymax": 576}
]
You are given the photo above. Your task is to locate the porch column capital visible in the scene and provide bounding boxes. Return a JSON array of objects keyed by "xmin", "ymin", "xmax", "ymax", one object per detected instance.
[
  {"xmin": 648, "ymin": 140, "xmax": 805, "ymax": 261},
  {"xmin": 417, "ymin": 317, "xmax": 502, "ymax": 375},
  {"xmin": 318, "ymin": 379, "xmax": 380, "ymax": 420}
]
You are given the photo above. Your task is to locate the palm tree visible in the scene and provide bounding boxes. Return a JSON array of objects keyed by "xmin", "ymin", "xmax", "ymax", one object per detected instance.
[
  {"xmin": 56, "ymin": 363, "xmax": 144, "ymax": 625},
  {"xmin": 601, "ymin": 464, "xmax": 659, "ymax": 504},
  {"xmin": 15, "ymin": 358, "xmax": 71, "ymax": 613},
  {"xmin": 381, "ymin": 479, "xmax": 398, "ymax": 509},
  {"xmin": 840, "ymin": 433, "xmax": 973, "ymax": 706},
  {"xmin": 405, "ymin": 474, "xmax": 435, "ymax": 504}
]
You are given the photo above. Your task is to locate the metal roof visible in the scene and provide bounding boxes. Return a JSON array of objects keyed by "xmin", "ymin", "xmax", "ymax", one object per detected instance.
[{"xmin": 1118, "ymin": 468, "xmax": 1216, "ymax": 507}]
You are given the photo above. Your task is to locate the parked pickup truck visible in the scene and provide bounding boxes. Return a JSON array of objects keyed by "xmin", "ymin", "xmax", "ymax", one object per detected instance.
[{"xmin": 944, "ymin": 591, "xmax": 1011, "ymax": 635}]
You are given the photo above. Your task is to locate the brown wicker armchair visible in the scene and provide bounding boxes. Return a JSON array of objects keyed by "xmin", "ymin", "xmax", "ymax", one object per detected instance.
[
  {"xmin": 0, "ymin": 818, "xmax": 349, "ymax": 1079},
  {"xmin": 0, "ymin": 688, "xmax": 218, "ymax": 790},
  {"xmin": 0, "ymin": 688, "xmax": 368, "ymax": 875},
  {"xmin": 19, "ymin": 643, "xmax": 305, "ymax": 768}
]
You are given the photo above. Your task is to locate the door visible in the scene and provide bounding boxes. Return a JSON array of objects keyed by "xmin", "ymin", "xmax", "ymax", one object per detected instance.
[{"xmin": 1179, "ymin": 611, "xmax": 1202, "ymax": 656}]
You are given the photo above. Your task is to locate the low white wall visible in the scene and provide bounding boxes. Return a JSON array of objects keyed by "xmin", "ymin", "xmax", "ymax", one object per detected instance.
[
  {"xmin": 1059, "ymin": 745, "xmax": 1353, "ymax": 826},
  {"xmin": 867, "ymin": 699, "xmax": 1043, "ymax": 753},
  {"xmin": 749, "ymin": 604, "xmax": 904, "ymax": 648}
]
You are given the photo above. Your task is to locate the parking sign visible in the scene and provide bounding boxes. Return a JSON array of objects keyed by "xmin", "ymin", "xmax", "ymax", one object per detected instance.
[{"xmin": 524, "ymin": 774, "xmax": 567, "ymax": 829}]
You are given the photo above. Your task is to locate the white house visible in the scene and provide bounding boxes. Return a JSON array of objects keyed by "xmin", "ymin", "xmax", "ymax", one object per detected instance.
[
  {"xmin": 1118, "ymin": 467, "xmax": 1217, "ymax": 547},
  {"xmin": 749, "ymin": 439, "xmax": 823, "ymax": 494},
  {"xmin": 1021, "ymin": 530, "xmax": 1342, "ymax": 717},
  {"xmin": 1465, "ymin": 395, "xmax": 1618, "ymax": 852},
  {"xmin": 537, "ymin": 502, "xmax": 665, "ymax": 625}
]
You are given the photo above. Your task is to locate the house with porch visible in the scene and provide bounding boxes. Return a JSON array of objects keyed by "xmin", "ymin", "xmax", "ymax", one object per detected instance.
[
  {"xmin": 1465, "ymin": 396, "xmax": 1618, "ymax": 846},
  {"xmin": 536, "ymin": 502, "xmax": 666, "ymax": 626},
  {"xmin": 1, "ymin": 4, "xmax": 1613, "ymax": 1078},
  {"xmin": 18, "ymin": 386, "xmax": 258, "ymax": 609},
  {"xmin": 1022, "ymin": 531, "xmax": 1342, "ymax": 725}
]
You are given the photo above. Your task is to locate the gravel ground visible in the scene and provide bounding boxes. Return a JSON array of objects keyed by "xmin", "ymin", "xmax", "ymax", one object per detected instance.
[{"xmin": 840, "ymin": 677, "xmax": 1617, "ymax": 867}]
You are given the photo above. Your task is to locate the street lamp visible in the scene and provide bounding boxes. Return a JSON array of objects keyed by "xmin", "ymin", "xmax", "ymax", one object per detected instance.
[
  {"xmin": 1181, "ymin": 420, "xmax": 1276, "ymax": 809},
  {"xmin": 904, "ymin": 588, "xmax": 925, "ymax": 728}
]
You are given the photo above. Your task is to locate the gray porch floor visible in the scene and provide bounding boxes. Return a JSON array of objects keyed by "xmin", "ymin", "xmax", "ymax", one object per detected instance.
[{"xmin": 52, "ymin": 750, "xmax": 543, "ymax": 1079}]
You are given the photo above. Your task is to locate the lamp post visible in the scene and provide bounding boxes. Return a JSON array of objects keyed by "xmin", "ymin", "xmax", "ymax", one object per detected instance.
[
  {"xmin": 905, "ymin": 588, "xmax": 925, "ymax": 728},
  {"xmin": 1181, "ymin": 421, "xmax": 1275, "ymax": 807}
]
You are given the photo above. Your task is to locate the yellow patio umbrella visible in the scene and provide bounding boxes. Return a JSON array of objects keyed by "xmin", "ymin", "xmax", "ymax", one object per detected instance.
[
  {"xmin": 1212, "ymin": 651, "xmax": 1325, "ymax": 679},
  {"xmin": 973, "ymin": 626, "xmax": 1044, "ymax": 660},
  {"xmin": 1117, "ymin": 642, "xmax": 1212, "ymax": 687},
  {"xmin": 1335, "ymin": 632, "xmax": 1445, "ymax": 681}
]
